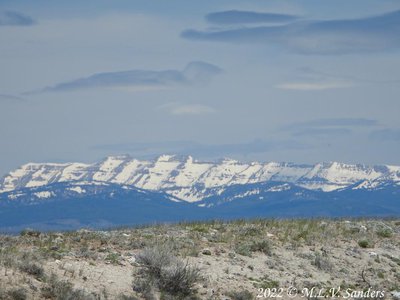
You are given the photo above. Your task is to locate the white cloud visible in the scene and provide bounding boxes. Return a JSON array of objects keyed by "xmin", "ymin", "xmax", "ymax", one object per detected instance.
[
  {"xmin": 171, "ymin": 105, "xmax": 216, "ymax": 115},
  {"xmin": 33, "ymin": 61, "xmax": 221, "ymax": 94},
  {"xmin": 158, "ymin": 102, "xmax": 216, "ymax": 115},
  {"xmin": 276, "ymin": 81, "xmax": 353, "ymax": 91},
  {"xmin": 183, "ymin": 10, "xmax": 400, "ymax": 55}
]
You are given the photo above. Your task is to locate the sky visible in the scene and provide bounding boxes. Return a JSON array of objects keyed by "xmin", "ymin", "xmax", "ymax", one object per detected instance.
[{"xmin": 1, "ymin": 0, "xmax": 400, "ymax": 176}]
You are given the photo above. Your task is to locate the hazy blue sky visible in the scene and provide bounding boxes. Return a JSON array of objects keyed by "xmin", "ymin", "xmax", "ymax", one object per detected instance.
[{"xmin": 1, "ymin": 0, "xmax": 400, "ymax": 176}]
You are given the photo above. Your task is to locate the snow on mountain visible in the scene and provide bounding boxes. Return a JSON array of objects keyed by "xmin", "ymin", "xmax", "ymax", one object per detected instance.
[
  {"xmin": 297, "ymin": 162, "xmax": 386, "ymax": 191},
  {"xmin": 33, "ymin": 191, "xmax": 54, "ymax": 199},
  {"xmin": 0, "ymin": 155, "xmax": 399, "ymax": 202},
  {"xmin": 352, "ymin": 167, "xmax": 400, "ymax": 190}
]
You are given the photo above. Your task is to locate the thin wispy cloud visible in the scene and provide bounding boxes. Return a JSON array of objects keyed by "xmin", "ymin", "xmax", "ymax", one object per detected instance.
[
  {"xmin": 292, "ymin": 128, "xmax": 352, "ymax": 137},
  {"xmin": 158, "ymin": 102, "xmax": 216, "ymax": 115},
  {"xmin": 284, "ymin": 118, "xmax": 379, "ymax": 130},
  {"xmin": 0, "ymin": 94, "xmax": 25, "ymax": 102},
  {"xmin": 171, "ymin": 105, "xmax": 215, "ymax": 115},
  {"xmin": 189, "ymin": 139, "xmax": 306, "ymax": 157},
  {"xmin": 294, "ymin": 67, "xmax": 400, "ymax": 85},
  {"xmin": 92, "ymin": 139, "xmax": 305, "ymax": 158},
  {"xmin": 276, "ymin": 67, "xmax": 355, "ymax": 91},
  {"xmin": 276, "ymin": 81, "xmax": 353, "ymax": 91},
  {"xmin": 182, "ymin": 10, "xmax": 400, "ymax": 54},
  {"xmin": 0, "ymin": 11, "xmax": 35, "ymax": 26},
  {"xmin": 206, "ymin": 10, "xmax": 299, "ymax": 25},
  {"xmin": 282, "ymin": 118, "xmax": 379, "ymax": 137},
  {"xmin": 277, "ymin": 66, "xmax": 400, "ymax": 91},
  {"xmin": 34, "ymin": 61, "xmax": 222, "ymax": 94},
  {"xmin": 92, "ymin": 140, "xmax": 197, "ymax": 154},
  {"xmin": 369, "ymin": 129, "xmax": 400, "ymax": 141}
]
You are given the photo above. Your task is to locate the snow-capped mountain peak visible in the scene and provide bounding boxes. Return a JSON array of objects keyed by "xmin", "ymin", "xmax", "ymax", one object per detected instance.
[{"xmin": 0, "ymin": 155, "xmax": 398, "ymax": 202}]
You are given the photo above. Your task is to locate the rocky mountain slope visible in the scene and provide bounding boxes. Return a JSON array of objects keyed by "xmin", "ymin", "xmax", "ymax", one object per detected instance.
[
  {"xmin": 0, "ymin": 155, "xmax": 399, "ymax": 232},
  {"xmin": 0, "ymin": 179, "xmax": 399, "ymax": 232},
  {"xmin": 1, "ymin": 155, "xmax": 399, "ymax": 202}
]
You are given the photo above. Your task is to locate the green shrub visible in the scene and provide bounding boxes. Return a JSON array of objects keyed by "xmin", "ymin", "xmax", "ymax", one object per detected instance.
[
  {"xmin": 358, "ymin": 240, "xmax": 373, "ymax": 248},
  {"xmin": 5, "ymin": 288, "xmax": 27, "ymax": 300},
  {"xmin": 235, "ymin": 240, "xmax": 272, "ymax": 256},
  {"xmin": 136, "ymin": 245, "xmax": 174, "ymax": 277},
  {"xmin": 117, "ymin": 295, "xmax": 139, "ymax": 300},
  {"xmin": 226, "ymin": 290, "xmax": 254, "ymax": 300},
  {"xmin": 250, "ymin": 240, "xmax": 272, "ymax": 255},
  {"xmin": 312, "ymin": 252, "xmax": 333, "ymax": 272},
  {"xmin": 41, "ymin": 273, "xmax": 95, "ymax": 300},
  {"xmin": 135, "ymin": 244, "xmax": 201, "ymax": 298},
  {"xmin": 376, "ymin": 228, "xmax": 392, "ymax": 238},
  {"xmin": 234, "ymin": 243, "xmax": 252, "ymax": 257},
  {"xmin": 189, "ymin": 225, "xmax": 209, "ymax": 233},
  {"xmin": 238, "ymin": 225, "xmax": 262, "ymax": 237},
  {"xmin": 254, "ymin": 280, "xmax": 280, "ymax": 289},
  {"xmin": 158, "ymin": 260, "xmax": 200, "ymax": 296},
  {"xmin": 18, "ymin": 262, "xmax": 45, "ymax": 280},
  {"xmin": 20, "ymin": 229, "xmax": 40, "ymax": 237},
  {"xmin": 105, "ymin": 252, "xmax": 121, "ymax": 265}
]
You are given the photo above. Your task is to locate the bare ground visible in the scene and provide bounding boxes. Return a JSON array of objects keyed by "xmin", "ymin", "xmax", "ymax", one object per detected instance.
[{"xmin": 0, "ymin": 219, "xmax": 399, "ymax": 299}]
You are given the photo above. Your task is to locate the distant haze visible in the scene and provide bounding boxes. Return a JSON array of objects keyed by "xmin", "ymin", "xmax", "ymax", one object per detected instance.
[{"xmin": 0, "ymin": 0, "xmax": 400, "ymax": 177}]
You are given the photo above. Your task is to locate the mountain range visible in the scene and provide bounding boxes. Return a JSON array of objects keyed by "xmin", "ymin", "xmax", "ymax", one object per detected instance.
[{"xmin": 0, "ymin": 155, "xmax": 399, "ymax": 232}]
